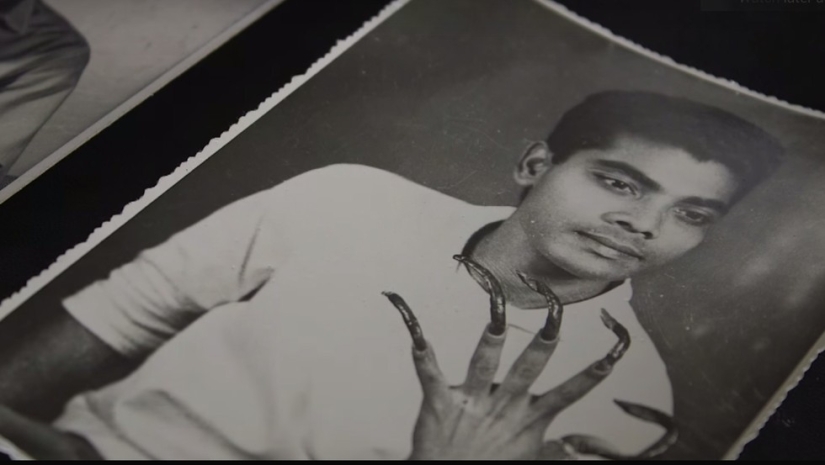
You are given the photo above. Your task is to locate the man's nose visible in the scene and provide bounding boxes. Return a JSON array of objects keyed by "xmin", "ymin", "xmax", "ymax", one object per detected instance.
[{"xmin": 605, "ymin": 208, "xmax": 663, "ymax": 240}]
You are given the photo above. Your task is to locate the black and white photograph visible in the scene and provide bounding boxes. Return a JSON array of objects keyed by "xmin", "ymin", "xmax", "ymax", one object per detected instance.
[
  {"xmin": 0, "ymin": 0, "xmax": 824, "ymax": 460},
  {"xmin": 0, "ymin": 0, "xmax": 282, "ymax": 200}
]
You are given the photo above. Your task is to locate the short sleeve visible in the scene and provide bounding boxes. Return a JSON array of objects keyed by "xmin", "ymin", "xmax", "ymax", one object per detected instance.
[{"xmin": 62, "ymin": 164, "xmax": 412, "ymax": 358}]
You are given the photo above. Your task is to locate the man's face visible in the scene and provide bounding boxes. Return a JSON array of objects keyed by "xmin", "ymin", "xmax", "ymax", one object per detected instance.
[{"xmin": 512, "ymin": 134, "xmax": 739, "ymax": 281}]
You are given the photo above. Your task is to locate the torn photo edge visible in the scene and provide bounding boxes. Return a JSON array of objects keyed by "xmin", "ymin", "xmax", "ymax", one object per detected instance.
[
  {"xmin": 0, "ymin": 0, "xmax": 823, "ymax": 459},
  {"xmin": 0, "ymin": 0, "xmax": 287, "ymax": 205}
]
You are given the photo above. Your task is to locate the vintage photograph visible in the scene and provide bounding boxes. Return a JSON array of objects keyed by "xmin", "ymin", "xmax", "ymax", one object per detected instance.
[
  {"xmin": 0, "ymin": 0, "xmax": 823, "ymax": 460},
  {"xmin": 0, "ymin": 0, "xmax": 282, "ymax": 201}
]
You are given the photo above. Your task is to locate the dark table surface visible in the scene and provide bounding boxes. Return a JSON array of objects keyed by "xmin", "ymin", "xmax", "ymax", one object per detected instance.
[{"xmin": 0, "ymin": 0, "xmax": 822, "ymax": 460}]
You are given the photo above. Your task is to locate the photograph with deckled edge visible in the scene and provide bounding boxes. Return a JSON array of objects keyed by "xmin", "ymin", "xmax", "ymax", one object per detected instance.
[
  {"xmin": 0, "ymin": 0, "xmax": 282, "ymax": 200},
  {"xmin": 0, "ymin": 0, "xmax": 823, "ymax": 460}
]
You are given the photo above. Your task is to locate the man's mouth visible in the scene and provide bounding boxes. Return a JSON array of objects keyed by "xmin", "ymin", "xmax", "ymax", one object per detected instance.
[{"xmin": 576, "ymin": 232, "xmax": 644, "ymax": 261}]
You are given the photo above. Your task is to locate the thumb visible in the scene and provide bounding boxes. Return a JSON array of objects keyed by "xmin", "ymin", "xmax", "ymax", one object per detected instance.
[{"xmin": 536, "ymin": 440, "xmax": 577, "ymax": 460}]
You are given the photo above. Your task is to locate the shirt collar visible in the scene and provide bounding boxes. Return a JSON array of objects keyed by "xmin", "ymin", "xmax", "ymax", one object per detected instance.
[{"xmin": 453, "ymin": 203, "xmax": 631, "ymax": 306}]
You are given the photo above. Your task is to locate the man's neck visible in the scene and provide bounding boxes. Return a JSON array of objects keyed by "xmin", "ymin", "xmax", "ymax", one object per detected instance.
[{"xmin": 464, "ymin": 219, "xmax": 619, "ymax": 310}]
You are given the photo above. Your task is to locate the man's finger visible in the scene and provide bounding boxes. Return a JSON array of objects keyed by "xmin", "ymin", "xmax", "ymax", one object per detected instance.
[
  {"xmin": 613, "ymin": 400, "xmax": 678, "ymax": 458},
  {"xmin": 531, "ymin": 358, "xmax": 612, "ymax": 417},
  {"xmin": 516, "ymin": 272, "xmax": 563, "ymax": 342},
  {"xmin": 494, "ymin": 273, "xmax": 564, "ymax": 397},
  {"xmin": 453, "ymin": 255, "xmax": 506, "ymax": 336},
  {"xmin": 532, "ymin": 310, "xmax": 631, "ymax": 416},
  {"xmin": 559, "ymin": 402, "xmax": 678, "ymax": 460},
  {"xmin": 495, "ymin": 333, "xmax": 558, "ymax": 397},
  {"xmin": 559, "ymin": 434, "xmax": 625, "ymax": 460},
  {"xmin": 462, "ymin": 324, "xmax": 507, "ymax": 397},
  {"xmin": 412, "ymin": 341, "xmax": 450, "ymax": 401},
  {"xmin": 383, "ymin": 291, "xmax": 450, "ymax": 400},
  {"xmin": 536, "ymin": 440, "xmax": 577, "ymax": 460}
]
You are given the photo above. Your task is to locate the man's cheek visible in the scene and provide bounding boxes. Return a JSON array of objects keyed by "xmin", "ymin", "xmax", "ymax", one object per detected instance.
[
  {"xmin": 566, "ymin": 190, "xmax": 626, "ymax": 221},
  {"xmin": 654, "ymin": 232, "xmax": 705, "ymax": 263},
  {"xmin": 564, "ymin": 188, "xmax": 606, "ymax": 212},
  {"xmin": 528, "ymin": 218, "xmax": 560, "ymax": 241}
]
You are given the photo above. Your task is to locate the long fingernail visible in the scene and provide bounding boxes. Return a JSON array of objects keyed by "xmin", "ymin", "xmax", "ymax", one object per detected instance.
[
  {"xmin": 517, "ymin": 272, "xmax": 563, "ymax": 342},
  {"xmin": 454, "ymin": 255, "xmax": 506, "ymax": 335},
  {"xmin": 600, "ymin": 308, "xmax": 630, "ymax": 361},
  {"xmin": 383, "ymin": 291, "xmax": 427, "ymax": 351},
  {"xmin": 516, "ymin": 270, "xmax": 539, "ymax": 292},
  {"xmin": 613, "ymin": 399, "xmax": 651, "ymax": 419},
  {"xmin": 535, "ymin": 280, "xmax": 563, "ymax": 342},
  {"xmin": 612, "ymin": 400, "xmax": 675, "ymax": 427},
  {"xmin": 612, "ymin": 400, "xmax": 678, "ymax": 457}
]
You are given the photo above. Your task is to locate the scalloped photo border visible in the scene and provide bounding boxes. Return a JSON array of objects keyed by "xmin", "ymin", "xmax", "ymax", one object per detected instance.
[
  {"xmin": 1, "ymin": 0, "xmax": 824, "ymax": 459},
  {"xmin": 0, "ymin": 0, "xmax": 287, "ymax": 205}
]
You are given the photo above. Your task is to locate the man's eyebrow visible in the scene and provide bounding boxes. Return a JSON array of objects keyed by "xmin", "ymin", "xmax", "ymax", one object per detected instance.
[
  {"xmin": 681, "ymin": 196, "xmax": 730, "ymax": 215},
  {"xmin": 592, "ymin": 159, "xmax": 661, "ymax": 192},
  {"xmin": 593, "ymin": 159, "xmax": 730, "ymax": 214}
]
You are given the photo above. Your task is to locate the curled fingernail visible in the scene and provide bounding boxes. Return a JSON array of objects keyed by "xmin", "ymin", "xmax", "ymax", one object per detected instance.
[
  {"xmin": 600, "ymin": 308, "xmax": 630, "ymax": 363},
  {"xmin": 535, "ymin": 280, "xmax": 563, "ymax": 342},
  {"xmin": 516, "ymin": 270, "xmax": 539, "ymax": 292},
  {"xmin": 612, "ymin": 400, "xmax": 675, "ymax": 428},
  {"xmin": 612, "ymin": 400, "xmax": 678, "ymax": 457},
  {"xmin": 454, "ymin": 255, "xmax": 506, "ymax": 336},
  {"xmin": 383, "ymin": 291, "xmax": 427, "ymax": 351},
  {"xmin": 518, "ymin": 272, "xmax": 563, "ymax": 342}
]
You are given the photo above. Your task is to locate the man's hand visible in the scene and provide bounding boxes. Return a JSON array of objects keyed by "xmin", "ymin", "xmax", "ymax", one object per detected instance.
[
  {"xmin": 0, "ymin": 404, "xmax": 102, "ymax": 460},
  {"xmin": 383, "ymin": 255, "xmax": 677, "ymax": 460}
]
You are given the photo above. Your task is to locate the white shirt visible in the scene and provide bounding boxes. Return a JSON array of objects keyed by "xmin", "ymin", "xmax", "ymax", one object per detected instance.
[{"xmin": 54, "ymin": 163, "xmax": 673, "ymax": 460}]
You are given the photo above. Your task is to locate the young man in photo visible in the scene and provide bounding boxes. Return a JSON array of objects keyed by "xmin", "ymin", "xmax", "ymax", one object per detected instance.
[{"xmin": 0, "ymin": 90, "xmax": 784, "ymax": 460}]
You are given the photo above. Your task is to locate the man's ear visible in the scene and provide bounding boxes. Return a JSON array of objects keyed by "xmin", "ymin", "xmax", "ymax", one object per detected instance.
[{"xmin": 514, "ymin": 141, "xmax": 553, "ymax": 187}]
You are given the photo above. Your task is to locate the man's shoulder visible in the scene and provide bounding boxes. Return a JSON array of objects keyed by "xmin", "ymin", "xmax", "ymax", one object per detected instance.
[
  {"xmin": 265, "ymin": 163, "xmax": 469, "ymax": 213},
  {"xmin": 283, "ymin": 163, "xmax": 416, "ymax": 191}
]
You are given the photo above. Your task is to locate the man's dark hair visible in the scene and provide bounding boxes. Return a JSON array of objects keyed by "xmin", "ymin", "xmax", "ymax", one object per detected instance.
[{"xmin": 530, "ymin": 90, "xmax": 785, "ymax": 205}]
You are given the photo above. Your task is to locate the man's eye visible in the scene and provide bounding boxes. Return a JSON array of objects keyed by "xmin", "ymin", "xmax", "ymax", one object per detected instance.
[
  {"xmin": 596, "ymin": 175, "xmax": 636, "ymax": 195},
  {"xmin": 675, "ymin": 208, "xmax": 713, "ymax": 226}
]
